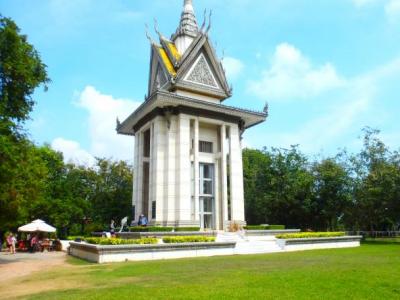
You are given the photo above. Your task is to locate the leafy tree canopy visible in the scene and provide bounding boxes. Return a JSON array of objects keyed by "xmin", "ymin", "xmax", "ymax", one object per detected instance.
[{"xmin": 0, "ymin": 16, "xmax": 50, "ymax": 134}]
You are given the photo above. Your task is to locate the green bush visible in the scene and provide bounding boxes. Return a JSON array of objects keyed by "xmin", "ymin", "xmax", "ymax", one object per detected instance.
[
  {"xmin": 85, "ymin": 237, "xmax": 158, "ymax": 245},
  {"xmin": 275, "ymin": 232, "xmax": 345, "ymax": 239},
  {"xmin": 84, "ymin": 223, "xmax": 106, "ymax": 235},
  {"xmin": 244, "ymin": 225, "xmax": 285, "ymax": 230},
  {"xmin": 66, "ymin": 236, "xmax": 86, "ymax": 241},
  {"xmin": 174, "ymin": 227, "xmax": 200, "ymax": 232},
  {"xmin": 129, "ymin": 226, "xmax": 173, "ymax": 232},
  {"xmin": 162, "ymin": 236, "xmax": 216, "ymax": 243}
]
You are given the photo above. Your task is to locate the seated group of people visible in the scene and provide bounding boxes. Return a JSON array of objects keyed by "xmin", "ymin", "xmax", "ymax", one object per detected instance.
[{"xmin": 19, "ymin": 234, "xmax": 53, "ymax": 253}]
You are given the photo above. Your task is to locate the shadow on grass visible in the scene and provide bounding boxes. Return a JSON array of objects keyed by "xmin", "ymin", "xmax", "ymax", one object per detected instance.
[
  {"xmin": 66, "ymin": 255, "xmax": 95, "ymax": 266},
  {"xmin": 362, "ymin": 239, "xmax": 400, "ymax": 246}
]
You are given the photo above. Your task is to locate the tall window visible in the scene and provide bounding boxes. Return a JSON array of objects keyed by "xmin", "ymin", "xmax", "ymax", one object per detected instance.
[
  {"xmin": 143, "ymin": 129, "xmax": 150, "ymax": 157},
  {"xmin": 199, "ymin": 163, "xmax": 214, "ymax": 229},
  {"xmin": 199, "ymin": 140, "xmax": 213, "ymax": 153}
]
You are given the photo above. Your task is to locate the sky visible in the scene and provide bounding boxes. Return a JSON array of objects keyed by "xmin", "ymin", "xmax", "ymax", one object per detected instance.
[{"xmin": 1, "ymin": 0, "xmax": 399, "ymax": 165}]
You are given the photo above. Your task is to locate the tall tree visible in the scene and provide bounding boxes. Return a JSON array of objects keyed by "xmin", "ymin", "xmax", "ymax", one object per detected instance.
[
  {"xmin": 0, "ymin": 16, "xmax": 50, "ymax": 134},
  {"xmin": 312, "ymin": 158, "xmax": 351, "ymax": 231}
]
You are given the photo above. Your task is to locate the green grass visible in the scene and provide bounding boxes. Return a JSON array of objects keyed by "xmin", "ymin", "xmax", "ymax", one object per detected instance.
[{"xmin": 22, "ymin": 242, "xmax": 400, "ymax": 299}]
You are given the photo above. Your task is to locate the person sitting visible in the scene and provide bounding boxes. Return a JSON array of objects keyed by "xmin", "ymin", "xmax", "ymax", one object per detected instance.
[{"xmin": 138, "ymin": 214, "xmax": 148, "ymax": 227}]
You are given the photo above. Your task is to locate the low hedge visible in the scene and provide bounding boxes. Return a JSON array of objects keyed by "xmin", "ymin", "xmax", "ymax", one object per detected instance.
[
  {"xmin": 174, "ymin": 227, "xmax": 200, "ymax": 232},
  {"xmin": 162, "ymin": 236, "xmax": 215, "ymax": 243},
  {"xmin": 275, "ymin": 232, "xmax": 345, "ymax": 239},
  {"xmin": 85, "ymin": 237, "xmax": 158, "ymax": 245},
  {"xmin": 244, "ymin": 225, "xmax": 286, "ymax": 230},
  {"xmin": 129, "ymin": 226, "xmax": 173, "ymax": 232},
  {"xmin": 66, "ymin": 236, "xmax": 86, "ymax": 241}
]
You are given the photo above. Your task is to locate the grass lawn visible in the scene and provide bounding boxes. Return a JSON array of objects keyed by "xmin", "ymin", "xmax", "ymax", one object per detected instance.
[{"xmin": 7, "ymin": 241, "xmax": 400, "ymax": 299}]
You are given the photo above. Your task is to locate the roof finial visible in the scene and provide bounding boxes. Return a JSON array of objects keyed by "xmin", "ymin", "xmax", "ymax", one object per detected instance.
[
  {"xmin": 145, "ymin": 23, "xmax": 155, "ymax": 44},
  {"xmin": 175, "ymin": 0, "xmax": 198, "ymax": 38},
  {"xmin": 154, "ymin": 18, "xmax": 163, "ymax": 40},
  {"xmin": 200, "ymin": 9, "xmax": 207, "ymax": 32},
  {"xmin": 206, "ymin": 10, "xmax": 212, "ymax": 34}
]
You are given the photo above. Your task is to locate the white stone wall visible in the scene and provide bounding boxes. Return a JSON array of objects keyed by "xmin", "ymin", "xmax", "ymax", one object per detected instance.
[{"xmin": 134, "ymin": 112, "xmax": 246, "ymax": 229}]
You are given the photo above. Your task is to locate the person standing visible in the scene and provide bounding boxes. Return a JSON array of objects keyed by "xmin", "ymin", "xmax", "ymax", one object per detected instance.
[{"xmin": 7, "ymin": 233, "xmax": 16, "ymax": 254}]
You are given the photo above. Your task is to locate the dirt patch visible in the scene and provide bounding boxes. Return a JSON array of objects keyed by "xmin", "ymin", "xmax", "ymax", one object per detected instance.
[{"xmin": 0, "ymin": 252, "xmax": 84, "ymax": 299}]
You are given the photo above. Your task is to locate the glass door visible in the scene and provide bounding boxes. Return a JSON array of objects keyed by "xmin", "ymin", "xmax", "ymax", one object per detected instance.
[{"xmin": 199, "ymin": 163, "xmax": 214, "ymax": 229}]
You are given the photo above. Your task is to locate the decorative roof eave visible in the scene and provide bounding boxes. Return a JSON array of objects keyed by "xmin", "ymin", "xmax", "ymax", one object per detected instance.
[
  {"xmin": 170, "ymin": 81, "xmax": 228, "ymax": 100},
  {"xmin": 117, "ymin": 91, "xmax": 267, "ymax": 136}
]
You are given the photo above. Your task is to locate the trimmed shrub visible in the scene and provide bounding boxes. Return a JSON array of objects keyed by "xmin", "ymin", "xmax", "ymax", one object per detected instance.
[
  {"xmin": 66, "ymin": 236, "xmax": 86, "ymax": 241},
  {"xmin": 174, "ymin": 227, "xmax": 200, "ymax": 232},
  {"xmin": 244, "ymin": 225, "xmax": 285, "ymax": 230},
  {"xmin": 162, "ymin": 236, "xmax": 216, "ymax": 243},
  {"xmin": 129, "ymin": 226, "xmax": 173, "ymax": 232},
  {"xmin": 85, "ymin": 237, "xmax": 158, "ymax": 245},
  {"xmin": 275, "ymin": 232, "xmax": 345, "ymax": 239}
]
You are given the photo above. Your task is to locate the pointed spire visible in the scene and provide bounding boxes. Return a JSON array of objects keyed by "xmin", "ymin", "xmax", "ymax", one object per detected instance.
[{"xmin": 175, "ymin": 0, "xmax": 198, "ymax": 38}]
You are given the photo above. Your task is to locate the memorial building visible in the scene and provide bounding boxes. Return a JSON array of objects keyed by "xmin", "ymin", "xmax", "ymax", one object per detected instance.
[{"xmin": 117, "ymin": 0, "xmax": 267, "ymax": 230}]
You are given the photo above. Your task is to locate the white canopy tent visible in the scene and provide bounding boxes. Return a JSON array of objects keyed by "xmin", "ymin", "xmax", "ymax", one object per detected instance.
[{"xmin": 18, "ymin": 219, "xmax": 56, "ymax": 233}]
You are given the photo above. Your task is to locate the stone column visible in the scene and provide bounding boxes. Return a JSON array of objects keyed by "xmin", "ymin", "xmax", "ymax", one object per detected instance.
[
  {"xmin": 135, "ymin": 130, "xmax": 143, "ymax": 221},
  {"xmin": 194, "ymin": 118, "xmax": 200, "ymax": 222},
  {"xmin": 153, "ymin": 117, "xmax": 165, "ymax": 225},
  {"xmin": 220, "ymin": 124, "xmax": 228, "ymax": 229},
  {"xmin": 133, "ymin": 133, "xmax": 140, "ymax": 221},
  {"xmin": 176, "ymin": 114, "xmax": 191, "ymax": 225},
  {"xmin": 166, "ymin": 115, "xmax": 177, "ymax": 224},
  {"xmin": 147, "ymin": 123, "xmax": 154, "ymax": 222},
  {"xmin": 229, "ymin": 124, "xmax": 245, "ymax": 224}
]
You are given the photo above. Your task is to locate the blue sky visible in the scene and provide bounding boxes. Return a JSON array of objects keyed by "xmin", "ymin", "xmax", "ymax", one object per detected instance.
[{"xmin": 1, "ymin": 0, "xmax": 399, "ymax": 165}]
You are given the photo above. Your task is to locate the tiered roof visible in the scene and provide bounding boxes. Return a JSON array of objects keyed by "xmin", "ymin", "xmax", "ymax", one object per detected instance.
[{"xmin": 117, "ymin": 0, "xmax": 267, "ymax": 136}]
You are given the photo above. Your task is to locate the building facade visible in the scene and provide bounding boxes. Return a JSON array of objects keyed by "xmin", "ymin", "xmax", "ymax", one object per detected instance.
[{"xmin": 117, "ymin": 0, "xmax": 267, "ymax": 230}]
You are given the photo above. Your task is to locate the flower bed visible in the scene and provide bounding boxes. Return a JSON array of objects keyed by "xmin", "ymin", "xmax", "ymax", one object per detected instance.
[
  {"xmin": 85, "ymin": 237, "xmax": 158, "ymax": 245},
  {"xmin": 244, "ymin": 225, "xmax": 285, "ymax": 230},
  {"xmin": 129, "ymin": 226, "xmax": 173, "ymax": 232},
  {"xmin": 128, "ymin": 226, "xmax": 201, "ymax": 232},
  {"xmin": 174, "ymin": 227, "xmax": 200, "ymax": 232},
  {"xmin": 163, "ymin": 236, "xmax": 215, "ymax": 243},
  {"xmin": 275, "ymin": 232, "xmax": 345, "ymax": 239}
]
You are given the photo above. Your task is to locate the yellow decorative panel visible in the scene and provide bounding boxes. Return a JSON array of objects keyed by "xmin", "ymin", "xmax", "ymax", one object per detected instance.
[
  {"xmin": 158, "ymin": 47, "xmax": 176, "ymax": 76},
  {"xmin": 167, "ymin": 42, "xmax": 181, "ymax": 61}
]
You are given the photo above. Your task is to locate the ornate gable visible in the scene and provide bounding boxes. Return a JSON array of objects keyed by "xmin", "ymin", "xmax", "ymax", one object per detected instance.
[
  {"xmin": 184, "ymin": 53, "xmax": 219, "ymax": 88},
  {"xmin": 172, "ymin": 36, "xmax": 231, "ymax": 100}
]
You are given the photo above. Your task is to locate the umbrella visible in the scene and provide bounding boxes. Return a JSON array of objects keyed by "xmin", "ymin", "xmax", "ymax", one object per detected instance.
[{"xmin": 18, "ymin": 219, "xmax": 56, "ymax": 233}]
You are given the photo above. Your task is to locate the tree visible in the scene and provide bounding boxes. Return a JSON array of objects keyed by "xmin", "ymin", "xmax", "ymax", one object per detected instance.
[
  {"xmin": 89, "ymin": 159, "xmax": 133, "ymax": 228},
  {"xmin": 0, "ymin": 16, "xmax": 50, "ymax": 134},
  {"xmin": 312, "ymin": 158, "xmax": 351, "ymax": 231},
  {"xmin": 243, "ymin": 146, "xmax": 315, "ymax": 229}
]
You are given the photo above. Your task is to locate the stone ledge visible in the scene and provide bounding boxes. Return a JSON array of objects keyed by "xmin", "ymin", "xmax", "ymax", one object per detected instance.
[
  {"xmin": 69, "ymin": 241, "xmax": 236, "ymax": 255},
  {"xmin": 278, "ymin": 236, "xmax": 362, "ymax": 245},
  {"xmin": 92, "ymin": 231, "xmax": 217, "ymax": 238},
  {"xmin": 245, "ymin": 229, "xmax": 300, "ymax": 236}
]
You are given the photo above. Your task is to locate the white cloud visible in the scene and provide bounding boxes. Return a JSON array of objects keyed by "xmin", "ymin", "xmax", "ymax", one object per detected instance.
[
  {"xmin": 264, "ymin": 56, "xmax": 400, "ymax": 153},
  {"xmin": 247, "ymin": 43, "xmax": 345, "ymax": 101},
  {"xmin": 385, "ymin": 0, "xmax": 400, "ymax": 22},
  {"xmin": 352, "ymin": 0, "xmax": 400, "ymax": 23},
  {"xmin": 52, "ymin": 86, "xmax": 141, "ymax": 165},
  {"xmin": 222, "ymin": 56, "xmax": 244, "ymax": 80},
  {"xmin": 352, "ymin": 0, "xmax": 379, "ymax": 8},
  {"xmin": 52, "ymin": 138, "xmax": 96, "ymax": 166}
]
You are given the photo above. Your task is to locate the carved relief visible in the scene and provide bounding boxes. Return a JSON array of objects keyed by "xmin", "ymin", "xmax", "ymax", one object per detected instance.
[{"xmin": 185, "ymin": 54, "xmax": 218, "ymax": 87}]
